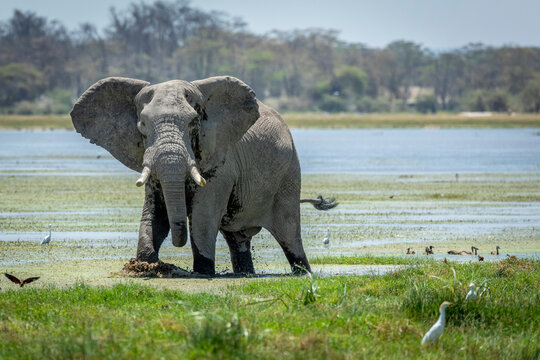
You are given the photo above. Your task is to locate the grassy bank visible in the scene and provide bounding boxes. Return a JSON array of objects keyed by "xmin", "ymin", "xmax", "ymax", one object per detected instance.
[
  {"xmin": 2, "ymin": 113, "xmax": 540, "ymax": 130},
  {"xmin": 0, "ymin": 115, "xmax": 72, "ymax": 130},
  {"xmin": 311, "ymin": 254, "xmax": 429, "ymax": 265},
  {"xmin": 0, "ymin": 259, "xmax": 538, "ymax": 359},
  {"xmin": 286, "ymin": 113, "xmax": 540, "ymax": 128}
]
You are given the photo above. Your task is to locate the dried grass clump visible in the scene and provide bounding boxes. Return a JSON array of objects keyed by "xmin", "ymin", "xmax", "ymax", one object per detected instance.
[{"xmin": 119, "ymin": 258, "xmax": 191, "ymax": 278}]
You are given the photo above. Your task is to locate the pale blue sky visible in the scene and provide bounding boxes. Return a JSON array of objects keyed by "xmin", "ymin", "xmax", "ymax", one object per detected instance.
[{"xmin": 1, "ymin": 0, "xmax": 539, "ymax": 49}]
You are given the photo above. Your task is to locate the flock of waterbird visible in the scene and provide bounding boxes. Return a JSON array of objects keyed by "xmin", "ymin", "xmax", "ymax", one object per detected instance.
[{"xmin": 404, "ymin": 244, "xmax": 504, "ymax": 262}]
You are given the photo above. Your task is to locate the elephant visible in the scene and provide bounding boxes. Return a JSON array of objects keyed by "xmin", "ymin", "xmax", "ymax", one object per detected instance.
[{"xmin": 71, "ymin": 76, "xmax": 337, "ymax": 275}]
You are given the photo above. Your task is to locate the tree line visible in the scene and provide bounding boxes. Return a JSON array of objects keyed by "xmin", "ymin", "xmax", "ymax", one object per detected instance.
[{"xmin": 1, "ymin": 0, "xmax": 540, "ymax": 115}]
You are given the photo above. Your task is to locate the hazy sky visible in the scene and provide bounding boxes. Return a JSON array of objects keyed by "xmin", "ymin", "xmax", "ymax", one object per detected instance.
[{"xmin": 1, "ymin": 0, "xmax": 539, "ymax": 49}]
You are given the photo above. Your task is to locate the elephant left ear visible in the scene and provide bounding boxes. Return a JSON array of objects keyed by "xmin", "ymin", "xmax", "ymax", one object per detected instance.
[
  {"xmin": 70, "ymin": 77, "xmax": 149, "ymax": 172},
  {"xmin": 192, "ymin": 76, "xmax": 259, "ymax": 158}
]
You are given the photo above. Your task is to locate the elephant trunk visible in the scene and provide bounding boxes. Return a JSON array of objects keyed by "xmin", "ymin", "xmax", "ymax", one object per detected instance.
[
  {"xmin": 160, "ymin": 175, "xmax": 188, "ymax": 247},
  {"xmin": 152, "ymin": 144, "xmax": 190, "ymax": 248}
]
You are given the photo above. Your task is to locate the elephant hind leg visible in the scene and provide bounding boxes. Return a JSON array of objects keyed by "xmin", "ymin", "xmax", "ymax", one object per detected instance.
[
  {"xmin": 222, "ymin": 230, "xmax": 256, "ymax": 274},
  {"xmin": 267, "ymin": 191, "xmax": 311, "ymax": 275}
]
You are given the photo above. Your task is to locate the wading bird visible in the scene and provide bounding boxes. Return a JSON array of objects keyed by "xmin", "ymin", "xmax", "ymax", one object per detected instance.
[
  {"xmin": 447, "ymin": 246, "xmax": 477, "ymax": 255},
  {"xmin": 491, "ymin": 246, "xmax": 500, "ymax": 255},
  {"xmin": 421, "ymin": 301, "xmax": 453, "ymax": 345},
  {"xmin": 4, "ymin": 273, "xmax": 40, "ymax": 287},
  {"xmin": 424, "ymin": 246, "xmax": 434, "ymax": 255},
  {"xmin": 41, "ymin": 224, "xmax": 52, "ymax": 245},
  {"xmin": 465, "ymin": 283, "xmax": 477, "ymax": 301},
  {"xmin": 322, "ymin": 228, "xmax": 330, "ymax": 245},
  {"xmin": 406, "ymin": 248, "xmax": 415, "ymax": 254}
]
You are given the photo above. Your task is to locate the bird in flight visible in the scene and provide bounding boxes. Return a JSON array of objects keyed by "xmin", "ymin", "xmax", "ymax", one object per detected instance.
[{"xmin": 4, "ymin": 273, "xmax": 40, "ymax": 287}]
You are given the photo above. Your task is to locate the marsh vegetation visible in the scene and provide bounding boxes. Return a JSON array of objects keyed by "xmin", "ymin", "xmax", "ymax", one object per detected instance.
[
  {"xmin": 0, "ymin": 126, "xmax": 538, "ymax": 358},
  {"xmin": 0, "ymin": 260, "xmax": 538, "ymax": 359}
]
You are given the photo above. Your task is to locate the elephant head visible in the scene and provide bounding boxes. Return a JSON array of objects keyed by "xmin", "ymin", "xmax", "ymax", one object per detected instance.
[{"xmin": 71, "ymin": 76, "xmax": 259, "ymax": 248}]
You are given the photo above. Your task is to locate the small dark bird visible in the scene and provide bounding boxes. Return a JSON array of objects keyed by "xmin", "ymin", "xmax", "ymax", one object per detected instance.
[
  {"xmin": 506, "ymin": 254, "xmax": 517, "ymax": 260},
  {"xmin": 478, "ymin": 255, "xmax": 484, "ymax": 262},
  {"xmin": 389, "ymin": 195, "xmax": 394, "ymax": 199},
  {"xmin": 300, "ymin": 195, "xmax": 338, "ymax": 210},
  {"xmin": 4, "ymin": 273, "xmax": 40, "ymax": 287},
  {"xmin": 424, "ymin": 245, "xmax": 434, "ymax": 255}
]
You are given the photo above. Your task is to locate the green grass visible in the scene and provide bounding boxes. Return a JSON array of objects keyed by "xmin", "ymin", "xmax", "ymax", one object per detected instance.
[
  {"xmin": 311, "ymin": 254, "xmax": 429, "ymax": 265},
  {"xmin": 283, "ymin": 112, "xmax": 540, "ymax": 128},
  {"xmin": 0, "ymin": 115, "xmax": 72, "ymax": 129},
  {"xmin": 2, "ymin": 113, "xmax": 540, "ymax": 130},
  {"xmin": 1, "ymin": 259, "xmax": 538, "ymax": 359}
]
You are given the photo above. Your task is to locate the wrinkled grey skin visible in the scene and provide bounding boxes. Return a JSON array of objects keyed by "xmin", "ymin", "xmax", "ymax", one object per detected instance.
[{"xmin": 71, "ymin": 76, "xmax": 329, "ymax": 275}]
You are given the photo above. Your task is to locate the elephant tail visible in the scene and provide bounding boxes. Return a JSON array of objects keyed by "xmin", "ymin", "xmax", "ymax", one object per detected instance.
[{"xmin": 300, "ymin": 195, "xmax": 338, "ymax": 210}]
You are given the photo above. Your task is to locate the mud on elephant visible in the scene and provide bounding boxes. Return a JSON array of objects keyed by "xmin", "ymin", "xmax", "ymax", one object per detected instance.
[{"xmin": 71, "ymin": 76, "xmax": 337, "ymax": 275}]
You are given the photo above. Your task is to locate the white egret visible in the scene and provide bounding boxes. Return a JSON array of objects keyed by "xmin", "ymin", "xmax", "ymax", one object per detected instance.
[
  {"xmin": 41, "ymin": 224, "xmax": 51, "ymax": 245},
  {"xmin": 421, "ymin": 301, "xmax": 453, "ymax": 345},
  {"xmin": 465, "ymin": 283, "xmax": 477, "ymax": 301},
  {"xmin": 322, "ymin": 228, "xmax": 330, "ymax": 245}
]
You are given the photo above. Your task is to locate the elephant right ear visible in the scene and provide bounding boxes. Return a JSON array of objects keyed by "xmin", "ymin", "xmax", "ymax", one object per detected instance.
[{"xmin": 70, "ymin": 77, "xmax": 149, "ymax": 172}]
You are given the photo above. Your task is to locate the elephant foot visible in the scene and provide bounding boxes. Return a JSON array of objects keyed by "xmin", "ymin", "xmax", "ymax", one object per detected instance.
[
  {"xmin": 232, "ymin": 254, "xmax": 255, "ymax": 275},
  {"xmin": 291, "ymin": 262, "xmax": 311, "ymax": 275},
  {"xmin": 193, "ymin": 254, "xmax": 215, "ymax": 276},
  {"xmin": 222, "ymin": 231, "xmax": 255, "ymax": 275},
  {"xmin": 289, "ymin": 256, "xmax": 311, "ymax": 275},
  {"xmin": 230, "ymin": 247, "xmax": 255, "ymax": 274},
  {"xmin": 136, "ymin": 248, "xmax": 160, "ymax": 263}
]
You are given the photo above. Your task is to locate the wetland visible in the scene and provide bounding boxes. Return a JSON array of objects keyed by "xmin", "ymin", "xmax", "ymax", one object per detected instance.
[
  {"xmin": 1, "ymin": 128, "xmax": 538, "ymax": 278},
  {"xmin": 0, "ymin": 127, "xmax": 539, "ymax": 359}
]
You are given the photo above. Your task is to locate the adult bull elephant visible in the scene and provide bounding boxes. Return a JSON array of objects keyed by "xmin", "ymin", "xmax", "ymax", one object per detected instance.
[{"xmin": 71, "ymin": 76, "xmax": 336, "ymax": 275}]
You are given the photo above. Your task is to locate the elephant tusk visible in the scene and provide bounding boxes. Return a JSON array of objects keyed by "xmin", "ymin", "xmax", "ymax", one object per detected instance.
[
  {"xmin": 136, "ymin": 166, "xmax": 151, "ymax": 187},
  {"xmin": 190, "ymin": 166, "xmax": 206, "ymax": 187}
]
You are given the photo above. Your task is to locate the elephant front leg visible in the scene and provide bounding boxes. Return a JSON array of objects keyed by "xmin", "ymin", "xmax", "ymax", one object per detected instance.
[
  {"xmin": 188, "ymin": 178, "xmax": 232, "ymax": 275},
  {"xmin": 136, "ymin": 179, "xmax": 170, "ymax": 263}
]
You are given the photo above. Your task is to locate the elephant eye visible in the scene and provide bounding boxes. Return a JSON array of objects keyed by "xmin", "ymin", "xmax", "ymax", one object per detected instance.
[
  {"xmin": 137, "ymin": 120, "xmax": 147, "ymax": 136},
  {"xmin": 185, "ymin": 93, "xmax": 196, "ymax": 107}
]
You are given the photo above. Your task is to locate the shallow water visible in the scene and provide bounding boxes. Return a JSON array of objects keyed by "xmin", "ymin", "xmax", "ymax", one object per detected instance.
[
  {"xmin": 1, "ymin": 129, "xmax": 539, "ymax": 174},
  {"xmin": 1, "ymin": 129, "xmax": 539, "ymax": 270}
]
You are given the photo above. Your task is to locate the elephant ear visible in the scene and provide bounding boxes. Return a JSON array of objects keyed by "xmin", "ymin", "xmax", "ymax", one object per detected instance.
[
  {"xmin": 70, "ymin": 77, "xmax": 149, "ymax": 172},
  {"xmin": 192, "ymin": 76, "xmax": 259, "ymax": 162}
]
